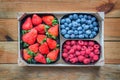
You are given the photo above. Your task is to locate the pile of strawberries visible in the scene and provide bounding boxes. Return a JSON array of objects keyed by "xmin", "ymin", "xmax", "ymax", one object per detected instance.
[
  {"xmin": 62, "ymin": 40, "xmax": 100, "ymax": 64},
  {"xmin": 21, "ymin": 14, "xmax": 60, "ymax": 64}
]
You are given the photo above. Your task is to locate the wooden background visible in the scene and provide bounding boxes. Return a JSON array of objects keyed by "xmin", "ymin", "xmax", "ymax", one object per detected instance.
[{"xmin": 0, "ymin": 0, "xmax": 120, "ymax": 80}]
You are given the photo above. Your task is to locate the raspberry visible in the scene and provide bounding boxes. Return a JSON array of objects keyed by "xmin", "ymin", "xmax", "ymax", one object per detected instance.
[
  {"xmin": 88, "ymin": 46, "xmax": 94, "ymax": 51},
  {"xmin": 80, "ymin": 51, "xmax": 86, "ymax": 56},
  {"xmin": 81, "ymin": 46, "xmax": 87, "ymax": 51},
  {"xmin": 84, "ymin": 41, "xmax": 88, "ymax": 46},
  {"xmin": 69, "ymin": 49, "xmax": 75, "ymax": 54},
  {"xmin": 83, "ymin": 58, "xmax": 90, "ymax": 64},
  {"xmin": 66, "ymin": 45, "xmax": 71, "ymax": 50},
  {"xmin": 70, "ymin": 57, "xmax": 78, "ymax": 63},
  {"xmin": 94, "ymin": 49, "xmax": 100, "ymax": 54},
  {"xmin": 88, "ymin": 41, "xmax": 94, "ymax": 46},
  {"xmin": 63, "ymin": 44, "xmax": 67, "ymax": 48},
  {"xmin": 93, "ymin": 55, "xmax": 99, "ymax": 61},
  {"xmin": 62, "ymin": 53, "xmax": 68, "ymax": 58},
  {"xmin": 72, "ymin": 45, "xmax": 77, "ymax": 50},
  {"xmin": 89, "ymin": 52, "xmax": 95, "ymax": 58},
  {"xmin": 65, "ymin": 40, "xmax": 71, "ymax": 45},
  {"xmin": 94, "ymin": 44, "xmax": 100, "ymax": 49},
  {"xmin": 63, "ymin": 49, "xmax": 68, "ymax": 53},
  {"xmin": 78, "ymin": 40, "xmax": 84, "ymax": 46},
  {"xmin": 86, "ymin": 49, "xmax": 91, "ymax": 55},
  {"xmin": 75, "ymin": 51, "xmax": 81, "ymax": 56},
  {"xmin": 78, "ymin": 55, "xmax": 85, "ymax": 62},
  {"xmin": 71, "ymin": 40, "xmax": 76, "ymax": 45},
  {"xmin": 85, "ymin": 54, "xmax": 89, "ymax": 58},
  {"xmin": 65, "ymin": 57, "xmax": 69, "ymax": 62},
  {"xmin": 76, "ymin": 45, "xmax": 81, "ymax": 50},
  {"xmin": 68, "ymin": 54, "xmax": 74, "ymax": 59}
]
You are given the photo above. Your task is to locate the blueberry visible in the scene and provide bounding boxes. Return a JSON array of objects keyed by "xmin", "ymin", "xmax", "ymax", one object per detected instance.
[
  {"xmin": 60, "ymin": 25, "xmax": 65, "ymax": 29},
  {"xmin": 61, "ymin": 19, "xmax": 65, "ymax": 24},
  {"xmin": 69, "ymin": 15, "xmax": 73, "ymax": 19},
  {"xmin": 61, "ymin": 29, "xmax": 67, "ymax": 35},
  {"xmin": 65, "ymin": 27, "xmax": 70, "ymax": 30},
  {"xmin": 74, "ymin": 30, "xmax": 79, "ymax": 35},
  {"xmin": 77, "ymin": 23, "xmax": 81, "ymax": 27},
  {"xmin": 94, "ymin": 27, "xmax": 99, "ymax": 31},
  {"xmin": 73, "ymin": 14, "xmax": 78, "ymax": 20},
  {"xmin": 79, "ymin": 34, "xmax": 84, "ymax": 38},
  {"xmin": 92, "ymin": 31, "xmax": 97, "ymax": 36},
  {"xmin": 79, "ymin": 14, "xmax": 83, "ymax": 18},
  {"xmin": 82, "ymin": 24, "xmax": 86, "ymax": 27},
  {"xmin": 91, "ymin": 17, "xmax": 96, "ymax": 21},
  {"xmin": 71, "ymin": 27, "xmax": 76, "ymax": 30},
  {"xmin": 76, "ymin": 19, "xmax": 81, "ymax": 23},
  {"xmin": 93, "ymin": 21, "xmax": 98, "ymax": 26},
  {"xmin": 84, "ymin": 25, "xmax": 89, "ymax": 30},
  {"xmin": 66, "ymin": 18, "xmax": 71, "ymax": 23},
  {"xmin": 87, "ymin": 20, "xmax": 92, "ymax": 24},
  {"xmin": 89, "ymin": 34, "xmax": 94, "ymax": 38},
  {"xmin": 84, "ymin": 15, "xmax": 87, "ymax": 19},
  {"xmin": 78, "ymin": 31, "xmax": 83, "ymax": 34},
  {"xmin": 64, "ymin": 34, "xmax": 70, "ymax": 38},
  {"xmin": 64, "ymin": 23, "xmax": 68, "ymax": 27},
  {"xmin": 86, "ymin": 30, "xmax": 91, "ymax": 35},
  {"xmin": 87, "ymin": 15, "xmax": 92, "ymax": 19},
  {"xmin": 70, "ymin": 34, "xmax": 75, "ymax": 38},
  {"xmin": 68, "ymin": 30, "xmax": 73, "ymax": 34},
  {"xmin": 81, "ymin": 18, "xmax": 86, "ymax": 23},
  {"xmin": 77, "ymin": 26, "xmax": 82, "ymax": 30},
  {"xmin": 84, "ymin": 34, "xmax": 89, "ymax": 38},
  {"xmin": 76, "ymin": 35, "xmax": 79, "ymax": 38},
  {"xmin": 72, "ymin": 21, "xmax": 78, "ymax": 27},
  {"xmin": 68, "ymin": 23, "xmax": 72, "ymax": 28},
  {"xmin": 89, "ymin": 24, "xmax": 93, "ymax": 29}
]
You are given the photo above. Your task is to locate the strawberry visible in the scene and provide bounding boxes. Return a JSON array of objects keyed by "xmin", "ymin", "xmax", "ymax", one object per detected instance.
[
  {"xmin": 22, "ymin": 17, "xmax": 33, "ymax": 30},
  {"xmin": 22, "ymin": 49, "xmax": 32, "ymax": 61},
  {"xmin": 34, "ymin": 53, "xmax": 46, "ymax": 64},
  {"xmin": 46, "ymin": 38, "xmax": 57, "ymax": 49},
  {"xmin": 35, "ymin": 24, "xmax": 49, "ymax": 34},
  {"xmin": 28, "ymin": 43, "xmax": 39, "ymax": 53},
  {"xmin": 22, "ymin": 29, "xmax": 37, "ymax": 45},
  {"xmin": 46, "ymin": 48, "xmax": 59, "ymax": 63},
  {"xmin": 46, "ymin": 24, "xmax": 59, "ymax": 39},
  {"xmin": 32, "ymin": 14, "xmax": 42, "ymax": 26},
  {"xmin": 42, "ymin": 15, "xmax": 58, "ymax": 26},
  {"xmin": 39, "ymin": 42, "xmax": 49, "ymax": 54},
  {"xmin": 37, "ymin": 35, "xmax": 46, "ymax": 44}
]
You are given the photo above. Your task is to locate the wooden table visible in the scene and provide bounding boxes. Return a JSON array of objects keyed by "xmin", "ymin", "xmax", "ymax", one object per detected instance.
[{"xmin": 0, "ymin": 0, "xmax": 120, "ymax": 80}]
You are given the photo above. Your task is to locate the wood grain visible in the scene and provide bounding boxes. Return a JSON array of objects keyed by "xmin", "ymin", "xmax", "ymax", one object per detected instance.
[
  {"xmin": 0, "ymin": 0, "xmax": 119, "ymax": 18},
  {"xmin": 0, "ymin": 42, "xmax": 120, "ymax": 64},
  {"xmin": 0, "ymin": 18, "xmax": 120, "ymax": 41},
  {"xmin": 0, "ymin": 64, "xmax": 120, "ymax": 80}
]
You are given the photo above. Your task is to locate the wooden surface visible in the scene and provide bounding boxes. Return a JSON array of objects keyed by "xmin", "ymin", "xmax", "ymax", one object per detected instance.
[{"xmin": 0, "ymin": 0, "xmax": 120, "ymax": 80}]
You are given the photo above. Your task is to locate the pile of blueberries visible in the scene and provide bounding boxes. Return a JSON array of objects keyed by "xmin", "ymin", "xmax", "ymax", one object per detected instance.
[{"xmin": 60, "ymin": 13, "xmax": 99, "ymax": 39}]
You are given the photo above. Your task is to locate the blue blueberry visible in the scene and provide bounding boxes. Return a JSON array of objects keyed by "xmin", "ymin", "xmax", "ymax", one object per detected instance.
[
  {"xmin": 79, "ymin": 34, "xmax": 84, "ymax": 38},
  {"xmin": 87, "ymin": 20, "xmax": 92, "ymax": 24},
  {"xmin": 64, "ymin": 23, "xmax": 68, "ymax": 27},
  {"xmin": 89, "ymin": 24, "xmax": 93, "ymax": 29},
  {"xmin": 78, "ymin": 31, "xmax": 83, "ymax": 34},
  {"xmin": 61, "ymin": 19, "xmax": 65, "ymax": 24},
  {"xmin": 66, "ymin": 18, "xmax": 71, "ymax": 23},
  {"xmin": 76, "ymin": 35, "xmax": 79, "ymax": 38},
  {"xmin": 94, "ymin": 27, "xmax": 99, "ymax": 31},
  {"xmin": 71, "ymin": 27, "xmax": 76, "ymax": 30},
  {"xmin": 87, "ymin": 15, "xmax": 92, "ymax": 19},
  {"xmin": 84, "ymin": 34, "xmax": 89, "ymax": 38},
  {"xmin": 61, "ymin": 29, "xmax": 67, "ymax": 35},
  {"xmin": 72, "ymin": 21, "xmax": 78, "ymax": 27},
  {"xmin": 81, "ymin": 24, "xmax": 86, "ymax": 27},
  {"xmin": 69, "ymin": 15, "xmax": 73, "ymax": 19},
  {"xmin": 77, "ymin": 26, "xmax": 82, "ymax": 30},
  {"xmin": 81, "ymin": 18, "xmax": 86, "ymax": 23},
  {"xmin": 89, "ymin": 34, "xmax": 94, "ymax": 38},
  {"xmin": 74, "ymin": 30, "xmax": 79, "ymax": 35},
  {"xmin": 91, "ymin": 17, "xmax": 96, "ymax": 21},
  {"xmin": 79, "ymin": 14, "xmax": 84, "ymax": 18},
  {"xmin": 64, "ymin": 34, "xmax": 70, "ymax": 38},
  {"xmin": 65, "ymin": 27, "xmax": 70, "ymax": 30},
  {"xmin": 84, "ymin": 15, "xmax": 87, "ymax": 19},
  {"xmin": 76, "ymin": 19, "xmax": 81, "ymax": 23},
  {"xmin": 60, "ymin": 25, "xmax": 65, "ymax": 29},
  {"xmin": 68, "ymin": 30, "xmax": 73, "ymax": 34},
  {"xmin": 70, "ymin": 34, "xmax": 75, "ymax": 38},
  {"xmin": 84, "ymin": 25, "xmax": 89, "ymax": 30},
  {"xmin": 93, "ymin": 21, "xmax": 98, "ymax": 27},
  {"xmin": 92, "ymin": 31, "xmax": 97, "ymax": 36},
  {"xmin": 68, "ymin": 23, "xmax": 72, "ymax": 28},
  {"xmin": 77, "ymin": 23, "xmax": 81, "ymax": 27},
  {"xmin": 86, "ymin": 30, "xmax": 91, "ymax": 35},
  {"xmin": 73, "ymin": 14, "xmax": 78, "ymax": 20}
]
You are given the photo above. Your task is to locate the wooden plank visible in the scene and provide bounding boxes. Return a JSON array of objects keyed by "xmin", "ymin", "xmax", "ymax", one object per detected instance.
[
  {"xmin": 0, "ymin": 64, "xmax": 120, "ymax": 80},
  {"xmin": 0, "ymin": 42, "xmax": 120, "ymax": 64},
  {"xmin": 0, "ymin": 0, "xmax": 119, "ymax": 18},
  {"xmin": 0, "ymin": 18, "xmax": 120, "ymax": 41}
]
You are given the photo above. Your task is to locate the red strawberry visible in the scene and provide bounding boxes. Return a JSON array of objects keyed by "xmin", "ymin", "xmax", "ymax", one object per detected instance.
[
  {"xmin": 47, "ymin": 38, "xmax": 57, "ymax": 49},
  {"xmin": 28, "ymin": 43, "xmax": 39, "ymax": 53},
  {"xmin": 46, "ymin": 48, "xmax": 59, "ymax": 63},
  {"xmin": 22, "ymin": 49, "xmax": 32, "ymax": 61},
  {"xmin": 47, "ymin": 24, "xmax": 58, "ymax": 39},
  {"xmin": 35, "ymin": 24, "xmax": 49, "ymax": 34},
  {"xmin": 22, "ymin": 29, "xmax": 37, "ymax": 45},
  {"xmin": 32, "ymin": 14, "xmax": 42, "ymax": 26},
  {"xmin": 34, "ymin": 53, "xmax": 46, "ymax": 64},
  {"xmin": 37, "ymin": 35, "xmax": 46, "ymax": 44},
  {"xmin": 42, "ymin": 15, "xmax": 58, "ymax": 26},
  {"xmin": 39, "ymin": 42, "xmax": 49, "ymax": 54},
  {"xmin": 22, "ymin": 17, "xmax": 33, "ymax": 30}
]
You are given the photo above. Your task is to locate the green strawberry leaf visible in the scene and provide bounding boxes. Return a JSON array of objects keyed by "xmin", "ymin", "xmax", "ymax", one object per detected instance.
[
  {"xmin": 46, "ymin": 58, "xmax": 52, "ymax": 64},
  {"xmin": 45, "ymin": 25, "xmax": 50, "ymax": 32},
  {"xmin": 23, "ymin": 42, "xmax": 29, "ymax": 47},
  {"xmin": 46, "ymin": 32, "xmax": 57, "ymax": 39},
  {"xmin": 28, "ymin": 58, "xmax": 32, "ymax": 64},
  {"xmin": 22, "ymin": 30, "xmax": 27, "ymax": 35},
  {"xmin": 27, "ymin": 49, "xmax": 35, "ymax": 57},
  {"xmin": 52, "ymin": 19, "xmax": 58, "ymax": 26},
  {"xmin": 57, "ymin": 44, "xmax": 60, "ymax": 48}
]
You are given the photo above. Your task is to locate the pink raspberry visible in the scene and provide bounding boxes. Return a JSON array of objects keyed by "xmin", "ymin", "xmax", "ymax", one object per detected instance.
[
  {"xmin": 88, "ymin": 41, "xmax": 94, "ymax": 46},
  {"xmin": 78, "ymin": 40, "xmax": 84, "ymax": 46},
  {"xmin": 76, "ymin": 45, "xmax": 81, "ymax": 50},
  {"xmin": 81, "ymin": 46, "xmax": 87, "ymax": 51},
  {"xmin": 83, "ymin": 58, "xmax": 90, "ymax": 64},
  {"xmin": 65, "ymin": 40, "xmax": 71, "ymax": 45},
  {"xmin": 62, "ymin": 53, "xmax": 68, "ymax": 58},
  {"xmin": 94, "ymin": 49, "xmax": 100, "ymax": 55},
  {"xmin": 93, "ymin": 55, "xmax": 99, "ymax": 61},
  {"xmin": 88, "ymin": 46, "xmax": 94, "ymax": 51},
  {"xmin": 75, "ymin": 51, "xmax": 81, "ymax": 56},
  {"xmin": 66, "ymin": 45, "xmax": 71, "ymax": 50},
  {"xmin": 69, "ymin": 49, "xmax": 75, "ymax": 54},
  {"xmin": 72, "ymin": 45, "xmax": 77, "ymax": 50},
  {"xmin": 71, "ymin": 40, "xmax": 76, "ymax": 45},
  {"xmin": 91, "ymin": 59, "xmax": 95, "ymax": 63},
  {"xmin": 84, "ymin": 41, "xmax": 88, "ymax": 46},
  {"xmin": 63, "ymin": 49, "xmax": 68, "ymax": 53},
  {"xmin": 70, "ymin": 57, "xmax": 78, "ymax": 63},
  {"xmin": 63, "ymin": 44, "xmax": 67, "ymax": 48},
  {"xmin": 86, "ymin": 49, "xmax": 91, "ymax": 55},
  {"xmin": 94, "ymin": 44, "xmax": 100, "ymax": 49},
  {"xmin": 65, "ymin": 57, "xmax": 69, "ymax": 62},
  {"xmin": 80, "ymin": 51, "xmax": 86, "ymax": 56},
  {"xmin": 68, "ymin": 54, "xmax": 74, "ymax": 59},
  {"xmin": 89, "ymin": 52, "xmax": 95, "ymax": 58},
  {"xmin": 84, "ymin": 54, "xmax": 89, "ymax": 58},
  {"xmin": 78, "ymin": 55, "xmax": 85, "ymax": 62}
]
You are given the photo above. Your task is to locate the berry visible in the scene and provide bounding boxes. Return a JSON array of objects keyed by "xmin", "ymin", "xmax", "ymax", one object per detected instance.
[
  {"xmin": 93, "ymin": 55, "xmax": 99, "ymax": 61},
  {"xmin": 65, "ymin": 27, "xmax": 70, "ymax": 30},
  {"xmin": 94, "ymin": 44, "xmax": 100, "ymax": 49},
  {"xmin": 86, "ymin": 49, "xmax": 91, "ymax": 55},
  {"xmin": 68, "ymin": 30, "xmax": 73, "ymax": 34},
  {"xmin": 78, "ymin": 40, "xmax": 84, "ymax": 45},
  {"xmin": 87, "ymin": 20, "xmax": 92, "ymax": 24},
  {"xmin": 62, "ymin": 53, "xmax": 68, "ymax": 58},
  {"xmin": 71, "ymin": 34, "xmax": 75, "ymax": 38},
  {"xmin": 81, "ymin": 46, "xmax": 87, "ymax": 51},
  {"xmin": 69, "ymin": 15, "xmax": 73, "ymax": 19},
  {"xmin": 81, "ymin": 18, "xmax": 86, "ymax": 23},
  {"xmin": 64, "ymin": 34, "xmax": 70, "ymax": 38},
  {"xmin": 91, "ymin": 17, "xmax": 96, "ymax": 21},
  {"xmin": 61, "ymin": 19, "xmax": 65, "ymax": 24},
  {"xmin": 61, "ymin": 29, "xmax": 67, "ymax": 35},
  {"xmin": 68, "ymin": 23, "xmax": 72, "ymax": 28},
  {"xmin": 34, "ymin": 53, "xmax": 46, "ymax": 64},
  {"xmin": 89, "ymin": 52, "xmax": 95, "ymax": 58},
  {"xmin": 88, "ymin": 41, "xmax": 94, "ymax": 46},
  {"xmin": 61, "ymin": 25, "xmax": 65, "ymax": 29},
  {"xmin": 68, "ymin": 54, "xmax": 74, "ymax": 59},
  {"xmin": 77, "ymin": 27, "xmax": 82, "ymax": 30},
  {"xmin": 65, "ymin": 41, "xmax": 71, "ymax": 45},
  {"xmin": 84, "ymin": 25, "xmax": 89, "ymax": 30},
  {"xmin": 80, "ymin": 51, "xmax": 86, "ymax": 56},
  {"xmin": 83, "ymin": 58, "xmax": 90, "ymax": 64},
  {"xmin": 78, "ymin": 55, "xmax": 85, "ymax": 62},
  {"xmin": 78, "ymin": 31, "xmax": 83, "ymax": 34},
  {"xmin": 32, "ymin": 14, "xmax": 42, "ymax": 26},
  {"xmin": 73, "ymin": 14, "xmax": 78, "ymax": 20},
  {"xmin": 79, "ymin": 34, "xmax": 84, "ymax": 38},
  {"xmin": 66, "ymin": 45, "xmax": 71, "ymax": 50},
  {"xmin": 75, "ymin": 51, "xmax": 81, "ymax": 56},
  {"xmin": 47, "ymin": 38, "xmax": 57, "ymax": 50},
  {"xmin": 79, "ymin": 14, "xmax": 83, "ymax": 18},
  {"xmin": 69, "ymin": 49, "xmax": 75, "ymax": 54},
  {"xmin": 86, "ymin": 30, "xmax": 91, "ymax": 35},
  {"xmin": 94, "ymin": 27, "xmax": 99, "ymax": 31},
  {"xmin": 71, "ymin": 40, "xmax": 76, "ymax": 45},
  {"xmin": 94, "ymin": 49, "xmax": 100, "ymax": 55},
  {"xmin": 76, "ymin": 19, "xmax": 81, "ymax": 23},
  {"xmin": 74, "ymin": 30, "xmax": 79, "ymax": 35},
  {"xmin": 63, "ymin": 49, "xmax": 68, "ymax": 53},
  {"xmin": 76, "ymin": 45, "xmax": 81, "ymax": 50},
  {"xmin": 66, "ymin": 18, "xmax": 71, "ymax": 23},
  {"xmin": 93, "ymin": 21, "xmax": 98, "ymax": 26}
]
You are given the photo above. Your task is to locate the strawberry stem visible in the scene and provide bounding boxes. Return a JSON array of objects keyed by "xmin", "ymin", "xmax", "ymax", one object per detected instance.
[
  {"xmin": 23, "ymin": 42, "xmax": 29, "ymax": 47},
  {"xmin": 46, "ymin": 58, "xmax": 52, "ymax": 63},
  {"xmin": 52, "ymin": 19, "xmax": 58, "ymax": 26}
]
